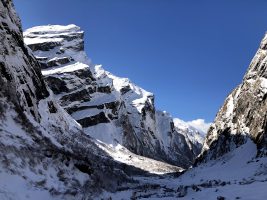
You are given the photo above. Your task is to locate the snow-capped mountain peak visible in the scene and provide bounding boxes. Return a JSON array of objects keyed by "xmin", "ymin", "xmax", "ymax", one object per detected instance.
[
  {"xmin": 24, "ymin": 24, "xmax": 90, "ymax": 66},
  {"xmin": 24, "ymin": 24, "xmax": 203, "ymax": 168}
]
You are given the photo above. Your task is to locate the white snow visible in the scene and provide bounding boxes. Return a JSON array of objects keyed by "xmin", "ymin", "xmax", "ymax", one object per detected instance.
[
  {"xmin": 42, "ymin": 62, "xmax": 89, "ymax": 75},
  {"xmin": 260, "ymin": 77, "xmax": 267, "ymax": 95},
  {"xmin": 100, "ymin": 139, "xmax": 267, "ymax": 200},
  {"xmin": 95, "ymin": 141, "xmax": 183, "ymax": 175},
  {"xmin": 23, "ymin": 37, "xmax": 63, "ymax": 45},
  {"xmin": 0, "ymin": 171, "xmax": 60, "ymax": 200},
  {"xmin": 225, "ymin": 95, "xmax": 234, "ymax": 118},
  {"xmin": 71, "ymin": 108, "xmax": 101, "ymax": 120},
  {"xmin": 84, "ymin": 123, "xmax": 123, "ymax": 145},
  {"xmin": 24, "ymin": 24, "xmax": 81, "ymax": 36},
  {"xmin": 0, "ymin": 110, "xmax": 34, "ymax": 148},
  {"xmin": 179, "ymin": 139, "xmax": 258, "ymax": 183}
]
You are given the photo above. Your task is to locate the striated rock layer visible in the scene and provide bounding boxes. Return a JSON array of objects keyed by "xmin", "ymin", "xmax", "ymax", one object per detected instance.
[
  {"xmin": 24, "ymin": 24, "xmax": 205, "ymax": 168},
  {"xmin": 197, "ymin": 33, "xmax": 267, "ymax": 163}
]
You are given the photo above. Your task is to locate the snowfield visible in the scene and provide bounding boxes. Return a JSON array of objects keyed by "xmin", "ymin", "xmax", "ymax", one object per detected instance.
[
  {"xmin": 95, "ymin": 141, "xmax": 183, "ymax": 175},
  {"xmin": 100, "ymin": 139, "xmax": 267, "ymax": 199}
]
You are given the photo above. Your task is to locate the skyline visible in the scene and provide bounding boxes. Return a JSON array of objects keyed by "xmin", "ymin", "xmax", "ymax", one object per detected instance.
[{"xmin": 13, "ymin": 0, "xmax": 267, "ymax": 123}]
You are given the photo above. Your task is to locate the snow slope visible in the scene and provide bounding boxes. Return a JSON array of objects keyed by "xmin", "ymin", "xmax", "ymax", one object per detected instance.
[{"xmin": 100, "ymin": 139, "xmax": 267, "ymax": 199}]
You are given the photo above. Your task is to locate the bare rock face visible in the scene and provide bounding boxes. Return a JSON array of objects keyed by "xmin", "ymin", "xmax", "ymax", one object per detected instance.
[
  {"xmin": 24, "ymin": 24, "xmax": 204, "ymax": 168},
  {"xmin": 197, "ymin": 33, "xmax": 267, "ymax": 163},
  {"xmin": 0, "ymin": 0, "xmax": 49, "ymax": 121}
]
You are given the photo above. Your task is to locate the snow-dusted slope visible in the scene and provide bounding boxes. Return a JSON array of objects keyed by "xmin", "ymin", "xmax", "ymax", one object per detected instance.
[
  {"xmin": 24, "ymin": 24, "xmax": 204, "ymax": 168},
  {"xmin": 0, "ymin": 1, "xmax": 181, "ymax": 199},
  {"xmin": 99, "ymin": 139, "xmax": 267, "ymax": 199}
]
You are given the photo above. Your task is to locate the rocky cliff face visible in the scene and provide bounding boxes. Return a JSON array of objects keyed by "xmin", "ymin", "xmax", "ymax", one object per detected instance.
[
  {"xmin": 0, "ymin": 1, "xmax": 151, "ymax": 198},
  {"xmin": 197, "ymin": 33, "xmax": 267, "ymax": 163},
  {"xmin": 24, "ymin": 25, "xmax": 204, "ymax": 168}
]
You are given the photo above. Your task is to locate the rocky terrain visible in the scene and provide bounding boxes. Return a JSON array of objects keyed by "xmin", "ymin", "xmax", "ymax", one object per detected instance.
[
  {"xmin": 1, "ymin": 0, "xmax": 267, "ymax": 199},
  {"xmin": 23, "ymin": 24, "xmax": 204, "ymax": 168}
]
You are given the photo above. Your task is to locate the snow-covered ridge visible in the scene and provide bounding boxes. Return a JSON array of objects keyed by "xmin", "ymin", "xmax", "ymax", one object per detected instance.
[
  {"xmin": 42, "ymin": 62, "xmax": 89, "ymax": 76},
  {"xmin": 23, "ymin": 24, "xmax": 83, "ymax": 47},
  {"xmin": 24, "ymin": 24, "xmax": 205, "ymax": 168},
  {"xmin": 24, "ymin": 24, "xmax": 81, "ymax": 35},
  {"xmin": 24, "ymin": 24, "xmax": 89, "ymax": 65}
]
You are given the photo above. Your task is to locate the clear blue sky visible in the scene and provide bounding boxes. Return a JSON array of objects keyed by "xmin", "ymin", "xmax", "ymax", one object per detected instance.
[{"xmin": 13, "ymin": 0, "xmax": 267, "ymax": 122}]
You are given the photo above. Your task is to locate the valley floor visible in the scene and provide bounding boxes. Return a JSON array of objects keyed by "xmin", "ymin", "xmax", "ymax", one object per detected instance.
[
  {"xmin": 0, "ymin": 136, "xmax": 266, "ymax": 200},
  {"xmin": 95, "ymin": 140, "xmax": 183, "ymax": 175},
  {"xmin": 100, "ymin": 139, "xmax": 267, "ymax": 200}
]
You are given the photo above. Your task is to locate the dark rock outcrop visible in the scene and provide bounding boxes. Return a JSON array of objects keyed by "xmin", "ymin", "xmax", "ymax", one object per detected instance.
[{"xmin": 77, "ymin": 112, "xmax": 110, "ymax": 127}]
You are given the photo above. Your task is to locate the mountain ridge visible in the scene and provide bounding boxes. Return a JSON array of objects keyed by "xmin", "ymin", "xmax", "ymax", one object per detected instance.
[{"xmin": 23, "ymin": 24, "xmax": 205, "ymax": 168}]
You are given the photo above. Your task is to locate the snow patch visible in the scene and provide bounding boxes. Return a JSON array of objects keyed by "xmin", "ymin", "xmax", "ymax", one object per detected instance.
[{"xmin": 42, "ymin": 62, "xmax": 89, "ymax": 75}]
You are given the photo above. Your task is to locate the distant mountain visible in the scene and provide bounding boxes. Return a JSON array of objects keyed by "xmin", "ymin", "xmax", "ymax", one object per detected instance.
[{"xmin": 23, "ymin": 24, "xmax": 205, "ymax": 168}]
